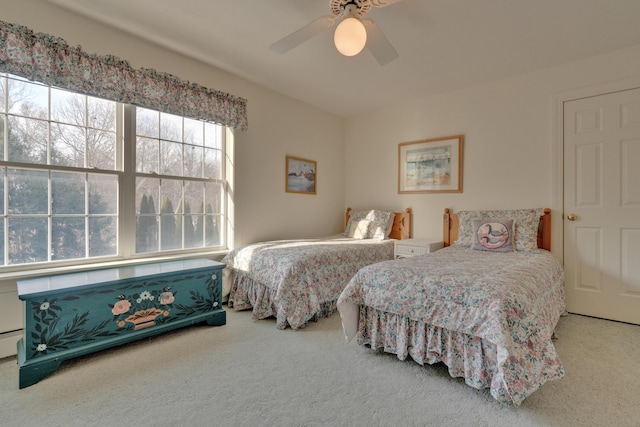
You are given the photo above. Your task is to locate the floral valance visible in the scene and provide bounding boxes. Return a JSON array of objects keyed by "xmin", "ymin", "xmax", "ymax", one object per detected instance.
[{"xmin": 0, "ymin": 20, "xmax": 248, "ymax": 131}]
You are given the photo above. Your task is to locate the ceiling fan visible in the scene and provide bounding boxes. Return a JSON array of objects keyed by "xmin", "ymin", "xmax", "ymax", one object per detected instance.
[{"xmin": 270, "ymin": 0, "xmax": 403, "ymax": 65}]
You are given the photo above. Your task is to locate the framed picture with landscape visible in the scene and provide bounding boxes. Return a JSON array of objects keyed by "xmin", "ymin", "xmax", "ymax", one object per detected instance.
[
  {"xmin": 398, "ymin": 134, "xmax": 463, "ymax": 194},
  {"xmin": 286, "ymin": 155, "xmax": 317, "ymax": 195}
]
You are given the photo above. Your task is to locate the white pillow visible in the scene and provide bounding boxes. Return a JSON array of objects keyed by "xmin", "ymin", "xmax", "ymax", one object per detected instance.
[
  {"xmin": 347, "ymin": 220, "xmax": 371, "ymax": 239},
  {"xmin": 345, "ymin": 209, "xmax": 394, "ymax": 240},
  {"xmin": 367, "ymin": 210, "xmax": 394, "ymax": 240}
]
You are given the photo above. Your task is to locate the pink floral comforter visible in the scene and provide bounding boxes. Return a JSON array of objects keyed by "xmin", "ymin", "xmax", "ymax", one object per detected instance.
[
  {"xmin": 223, "ymin": 235, "xmax": 394, "ymax": 329},
  {"xmin": 337, "ymin": 246, "xmax": 566, "ymax": 406}
]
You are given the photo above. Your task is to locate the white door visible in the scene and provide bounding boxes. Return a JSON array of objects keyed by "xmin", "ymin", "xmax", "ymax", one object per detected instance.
[{"xmin": 564, "ymin": 87, "xmax": 640, "ymax": 325}]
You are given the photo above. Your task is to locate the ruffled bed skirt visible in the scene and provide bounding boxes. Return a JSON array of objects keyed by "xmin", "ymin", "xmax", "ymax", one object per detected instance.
[
  {"xmin": 357, "ymin": 305, "xmax": 564, "ymax": 406},
  {"xmin": 228, "ymin": 272, "xmax": 337, "ymax": 329}
]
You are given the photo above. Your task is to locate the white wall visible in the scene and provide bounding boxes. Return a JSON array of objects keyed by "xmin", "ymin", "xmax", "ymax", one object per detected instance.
[
  {"xmin": 345, "ymin": 43, "xmax": 640, "ymax": 257},
  {"xmin": 0, "ymin": 0, "xmax": 346, "ymax": 357}
]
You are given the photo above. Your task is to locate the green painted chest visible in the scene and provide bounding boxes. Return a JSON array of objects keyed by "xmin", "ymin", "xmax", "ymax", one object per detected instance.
[{"xmin": 17, "ymin": 258, "xmax": 225, "ymax": 388}]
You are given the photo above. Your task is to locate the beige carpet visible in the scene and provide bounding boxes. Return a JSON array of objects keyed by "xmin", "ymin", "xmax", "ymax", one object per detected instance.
[{"xmin": 1, "ymin": 308, "xmax": 639, "ymax": 427}]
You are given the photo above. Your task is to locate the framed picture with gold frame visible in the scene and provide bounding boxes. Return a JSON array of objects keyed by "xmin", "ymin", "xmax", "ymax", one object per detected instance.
[
  {"xmin": 398, "ymin": 134, "xmax": 463, "ymax": 194},
  {"xmin": 286, "ymin": 155, "xmax": 316, "ymax": 195}
]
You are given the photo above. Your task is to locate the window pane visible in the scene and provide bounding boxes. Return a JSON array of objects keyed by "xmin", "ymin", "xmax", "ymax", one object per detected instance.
[
  {"xmin": 87, "ymin": 128, "xmax": 116, "ymax": 170},
  {"xmin": 89, "ymin": 216, "xmax": 117, "ymax": 257},
  {"xmin": 160, "ymin": 179, "xmax": 181, "ymax": 251},
  {"xmin": 184, "ymin": 117, "xmax": 203, "ymax": 145},
  {"xmin": 160, "ymin": 112, "xmax": 181, "ymax": 142},
  {"xmin": 184, "ymin": 144, "xmax": 203, "ymax": 178},
  {"xmin": 137, "ymin": 177, "xmax": 160, "ymax": 214},
  {"xmin": 52, "ymin": 172, "xmax": 85, "ymax": 214},
  {"xmin": 191, "ymin": 182, "xmax": 206, "ymax": 249},
  {"xmin": 89, "ymin": 173, "xmax": 117, "ymax": 214},
  {"xmin": 160, "ymin": 140, "xmax": 181, "ymax": 176},
  {"xmin": 8, "ymin": 168, "xmax": 48, "ymax": 215},
  {"xmin": 51, "ymin": 123, "xmax": 85, "ymax": 167},
  {"xmin": 136, "ymin": 136, "xmax": 159, "ymax": 173},
  {"xmin": 136, "ymin": 107, "xmax": 159, "ymax": 138},
  {"xmin": 52, "ymin": 217, "xmax": 85, "ymax": 260},
  {"xmin": 184, "ymin": 181, "xmax": 203, "ymax": 214},
  {"xmin": 136, "ymin": 216, "xmax": 158, "ymax": 253},
  {"xmin": 8, "ymin": 217, "xmax": 48, "ymax": 264},
  {"xmin": 205, "ymin": 182, "xmax": 222, "ymax": 215},
  {"xmin": 136, "ymin": 177, "xmax": 159, "ymax": 253},
  {"xmin": 88, "ymin": 97, "xmax": 116, "ymax": 132},
  {"xmin": 189, "ymin": 212, "xmax": 204, "ymax": 248},
  {"xmin": 205, "ymin": 213, "xmax": 220, "ymax": 246},
  {"xmin": 184, "ymin": 217, "xmax": 200, "ymax": 248},
  {"xmin": 204, "ymin": 182, "xmax": 222, "ymax": 246},
  {"xmin": 160, "ymin": 214, "xmax": 180, "ymax": 250},
  {"xmin": 204, "ymin": 122, "xmax": 222, "ymax": 149},
  {"xmin": 211, "ymin": 214, "xmax": 223, "ymax": 246},
  {"xmin": 204, "ymin": 147, "xmax": 221, "ymax": 179},
  {"xmin": 51, "ymin": 87, "xmax": 85, "ymax": 125},
  {"xmin": 161, "ymin": 179, "xmax": 182, "ymax": 213},
  {"xmin": 8, "ymin": 77, "xmax": 48, "ymax": 119},
  {"xmin": 8, "ymin": 116, "xmax": 48, "ymax": 164},
  {"xmin": 183, "ymin": 181, "xmax": 202, "ymax": 248}
]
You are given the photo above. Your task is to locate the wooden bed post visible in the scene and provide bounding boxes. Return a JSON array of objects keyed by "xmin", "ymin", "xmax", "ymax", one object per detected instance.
[
  {"xmin": 443, "ymin": 208, "xmax": 459, "ymax": 247},
  {"xmin": 540, "ymin": 208, "xmax": 551, "ymax": 251},
  {"xmin": 404, "ymin": 207, "xmax": 412, "ymax": 239},
  {"xmin": 443, "ymin": 208, "xmax": 451, "ymax": 247}
]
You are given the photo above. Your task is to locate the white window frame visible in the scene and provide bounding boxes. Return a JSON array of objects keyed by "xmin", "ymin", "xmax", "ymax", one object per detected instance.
[{"xmin": 0, "ymin": 75, "xmax": 233, "ymax": 278}]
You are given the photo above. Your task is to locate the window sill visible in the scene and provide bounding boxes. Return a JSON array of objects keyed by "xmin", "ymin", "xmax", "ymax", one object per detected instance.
[{"xmin": 0, "ymin": 250, "xmax": 230, "ymax": 283}]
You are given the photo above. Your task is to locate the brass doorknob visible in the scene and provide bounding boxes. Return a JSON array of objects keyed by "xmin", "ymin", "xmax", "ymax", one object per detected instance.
[{"xmin": 567, "ymin": 213, "xmax": 577, "ymax": 221}]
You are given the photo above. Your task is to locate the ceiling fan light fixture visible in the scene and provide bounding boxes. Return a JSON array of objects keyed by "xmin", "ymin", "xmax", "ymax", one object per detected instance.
[{"xmin": 334, "ymin": 17, "xmax": 367, "ymax": 56}]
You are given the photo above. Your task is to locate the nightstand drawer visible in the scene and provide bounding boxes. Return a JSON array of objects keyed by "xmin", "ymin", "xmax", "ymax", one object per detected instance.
[{"xmin": 394, "ymin": 239, "xmax": 443, "ymax": 259}]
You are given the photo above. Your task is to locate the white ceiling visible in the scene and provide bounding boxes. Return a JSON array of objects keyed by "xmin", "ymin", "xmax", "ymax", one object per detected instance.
[{"xmin": 48, "ymin": 0, "xmax": 640, "ymax": 118}]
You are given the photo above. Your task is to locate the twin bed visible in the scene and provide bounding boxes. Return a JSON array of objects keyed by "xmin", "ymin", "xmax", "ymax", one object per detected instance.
[
  {"xmin": 222, "ymin": 208, "xmax": 412, "ymax": 330},
  {"xmin": 223, "ymin": 206, "xmax": 565, "ymax": 406},
  {"xmin": 337, "ymin": 208, "xmax": 565, "ymax": 406}
]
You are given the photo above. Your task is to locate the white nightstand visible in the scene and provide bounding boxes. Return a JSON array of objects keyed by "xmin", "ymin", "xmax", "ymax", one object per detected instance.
[{"xmin": 394, "ymin": 238, "xmax": 444, "ymax": 259}]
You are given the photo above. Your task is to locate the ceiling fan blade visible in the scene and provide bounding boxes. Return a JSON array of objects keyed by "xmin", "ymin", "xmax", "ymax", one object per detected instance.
[
  {"xmin": 270, "ymin": 15, "xmax": 336, "ymax": 54},
  {"xmin": 370, "ymin": 0, "xmax": 403, "ymax": 8},
  {"xmin": 362, "ymin": 18, "xmax": 398, "ymax": 65}
]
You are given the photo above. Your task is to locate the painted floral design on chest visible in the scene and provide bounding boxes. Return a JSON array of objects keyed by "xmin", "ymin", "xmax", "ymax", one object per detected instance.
[
  {"xmin": 26, "ymin": 271, "xmax": 221, "ymax": 359},
  {"xmin": 110, "ymin": 287, "xmax": 177, "ymax": 330}
]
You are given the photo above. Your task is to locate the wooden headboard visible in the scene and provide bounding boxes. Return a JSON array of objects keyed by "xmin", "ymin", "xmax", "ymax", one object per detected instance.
[
  {"xmin": 346, "ymin": 208, "xmax": 412, "ymax": 240},
  {"xmin": 442, "ymin": 208, "xmax": 551, "ymax": 251}
]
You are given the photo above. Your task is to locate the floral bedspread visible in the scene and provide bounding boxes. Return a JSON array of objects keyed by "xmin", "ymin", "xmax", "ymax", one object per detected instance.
[
  {"xmin": 337, "ymin": 246, "xmax": 566, "ymax": 406},
  {"xmin": 223, "ymin": 235, "xmax": 394, "ymax": 329}
]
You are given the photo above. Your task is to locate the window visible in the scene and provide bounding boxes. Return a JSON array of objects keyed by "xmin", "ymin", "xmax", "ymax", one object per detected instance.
[
  {"xmin": 134, "ymin": 108, "xmax": 225, "ymax": 253},
  {"xmin": 0, "ymin": 73, "xmax": 229, "ymax": 269}
]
